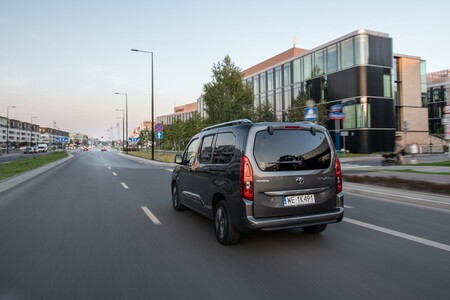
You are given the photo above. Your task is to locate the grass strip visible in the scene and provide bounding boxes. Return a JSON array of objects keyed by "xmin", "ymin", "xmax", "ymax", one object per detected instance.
[
  {"xmin": 381, "ymin": 169, "xmax": 450, "ymax": 176},
  {"xmin": 0, "ymin": 152, "xmax": 68, "ymax": 181},
  {"xmin": 127, "ymin": 151, "xmax": 178, "ymax": 163}
]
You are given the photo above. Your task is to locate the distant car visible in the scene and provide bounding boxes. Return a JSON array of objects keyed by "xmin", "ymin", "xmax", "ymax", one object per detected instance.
[
  {"xmin": 101, "ymin": 147, "xmax": 107, "ymax": 151},
  {"xmin": 82, "ymin": 147, "xmax": 89, "ymax": 151},
  {"xmin": 23, "ymin": 146, "xmax": 37, "ymax": 154}
]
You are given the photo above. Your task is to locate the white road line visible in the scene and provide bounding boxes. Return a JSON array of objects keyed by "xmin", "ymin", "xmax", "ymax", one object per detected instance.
[
  {"xmin": 112, "ymin": 172, "xmax": 117, "ymax": 176},
  {"xmin": 345, "ymin": 188, "xmax": 450, "ymax": 206},
  {"xmin": 344, "ymin": 218, "xmax": 450, "ymax": 252},
  {"xmin": 108, "ymin": 167, "xmax": 111, "ymax": 169},
  {"xmin": 165, "ymin": 168, "xmax": 173, "ymax": 172},
  {"xmin": 141, "ymin": 206, "xmax": 161, "ymax": 225},
  {"xmin": 121, "ymin": 182, "xmax": 129, "ymax": 189},
  {"xmin": 344, "ymin": 205, "xmax": 354, "ymax": 209}
]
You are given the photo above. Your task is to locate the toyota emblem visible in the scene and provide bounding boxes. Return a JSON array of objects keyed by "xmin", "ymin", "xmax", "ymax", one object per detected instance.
[{"xmin": 296, "ymin": 177, "xmax": 304, "ymax": 184}]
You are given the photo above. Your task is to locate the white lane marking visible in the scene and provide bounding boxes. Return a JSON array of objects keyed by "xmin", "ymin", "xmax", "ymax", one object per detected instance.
[
  {"xmin": 141, "ymin": 206, "xmax": 161, "ymax": 225},
  {"xmin": 344, "ymin": 205, "xmax": 354, "ymax": 209},
  {"xmin": 345, "ymin": 188, "xmax": 450, "ymax": 207},
  {"xmin": 344, "ymin": 218, "xmax": 450, "ymax": 252},
  {"xmin": 108, "ymin": 167, "xmax": 111, "ymax": 170},
  {"xmin": 165, "ymin": 168, "xmax": 173, "ymax": 172},
  {"xmin": 112, "ymin": 172, "xmax": 117, "ymax": 176},
  {"xmin": 121, "ymin": 182, "xmax": 129, "ymax": 189}
]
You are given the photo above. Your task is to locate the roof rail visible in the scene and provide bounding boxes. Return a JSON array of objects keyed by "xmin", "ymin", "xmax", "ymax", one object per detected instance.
[{"xmin": 201, "ymin": 119, "xmax": 253, "ymax": 132}]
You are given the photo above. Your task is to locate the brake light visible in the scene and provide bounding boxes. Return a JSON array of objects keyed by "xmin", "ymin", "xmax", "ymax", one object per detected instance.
[
  {"xmin": 284, "ymin": 126, "xmax": 300, "ymax": 129},
  {"xmin": 240, "ymin": 155, "xmax": 254, "ymax": 200},
  {"xmin": 335, "ymin": 156, "xmax": 343, "ymax": 193}
]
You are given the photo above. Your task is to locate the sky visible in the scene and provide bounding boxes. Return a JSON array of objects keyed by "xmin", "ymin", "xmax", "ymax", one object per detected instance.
[{"xmin": 1, "ymin": 0, "xmax": 449, "ymax": 140}]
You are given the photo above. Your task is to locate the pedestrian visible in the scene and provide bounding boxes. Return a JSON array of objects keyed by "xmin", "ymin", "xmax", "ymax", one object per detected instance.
[
  {"xmin": 394, "ymin": 137, "xmax": 405, "ymax": 164},
  {"xmin": 410, "ymin": 141, "xmax": 419, "ymax": 163}
]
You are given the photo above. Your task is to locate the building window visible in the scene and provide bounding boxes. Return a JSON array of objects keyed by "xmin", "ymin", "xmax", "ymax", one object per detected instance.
[
  {"xmin": 383, "ymin": 74, "xmax": 392, "ymax": 98},
  {"xmin": 284, "ymin": 86, "xmax": 292, "ymax": 117},
  {"xmin": 283, "ymin": 62, "xmax": 291, "ymax": 86},
  {"xmin": 267, "ymin": 70, "xmax": 273, "ymax": 91},
  {"xmin": 275, "ymin": 88, "xmax": 283, "ymax": 117},
  {"xmin": 327, "ymin": 44, "xmax": 338, "ymax": 73},
  {"xmin": 343, "ymin": 101, "xmax": 371, "ymax": 129},
  {"xmin": 355, "ymin": 35, "xmax": 369, "ymax": 65},
  {"xmin": 275, "ymin": 66, "xmax": 282, "ymax": 89},
  {"xmin": 303, "ymin": 54, "xmax": 312, "ymax": 80},
  {"xmin": 293, "ymin": 59, "xmax": 301, "ymax": 83},
  {"xmin": 253, "ymin": 76, "xmax": 259, "ymax": 95},
  {"xmin": 314, "ymin": 49, "xmax": 324, "ymax": 76},
  {"xmin": 341, "ymin": 38, "xmax": 354, "ymax": 69},
  {"xmin": 260, "ymin": 72, "xmax": 266, "ymax": 93}
]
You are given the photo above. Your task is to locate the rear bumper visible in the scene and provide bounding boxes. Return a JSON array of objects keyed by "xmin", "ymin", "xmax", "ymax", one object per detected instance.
[{"xmin": 234, "ymin": 193, "xmax": 344, "ymax": 232}]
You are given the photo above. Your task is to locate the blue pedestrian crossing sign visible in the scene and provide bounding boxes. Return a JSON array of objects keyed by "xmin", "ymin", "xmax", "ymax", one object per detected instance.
[
  {"xmin": 155, "ymin": 132, "xmax": 163, "ymax": 139},
  {"xmin": 304, "ymin": 107, "xmax": 318, "ymax": 121}
]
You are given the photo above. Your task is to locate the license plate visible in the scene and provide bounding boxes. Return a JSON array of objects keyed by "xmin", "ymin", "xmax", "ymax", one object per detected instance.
[{"xmin": 283, "ymin": 194, "xmax": 315, "ymax": 206}]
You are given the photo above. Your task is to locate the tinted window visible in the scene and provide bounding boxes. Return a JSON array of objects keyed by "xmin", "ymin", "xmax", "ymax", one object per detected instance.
[
  {"xmin": 253, "ymin": 130, "xmax": 331, "ymax": 171},
  {"xmin": 183, "ymin": 138, "xmax": 199, "ymax": 165},
  {"xmin": 199, "ymin": 135, "xmax": 215, "ymax": 163},
  {"xmin": 212, "ymin": 133, "xmax": 236, "ymax": 164}
]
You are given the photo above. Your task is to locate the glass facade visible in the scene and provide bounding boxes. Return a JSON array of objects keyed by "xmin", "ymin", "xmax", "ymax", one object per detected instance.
[{"xmin": 245, "ymin": 31, "xmax": 394, "ymax": 153}]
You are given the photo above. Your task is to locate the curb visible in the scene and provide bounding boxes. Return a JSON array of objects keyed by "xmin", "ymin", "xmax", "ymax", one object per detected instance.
[{"xmin": 0, "ymin": 153, "xmax": 74, "ymax": 194}]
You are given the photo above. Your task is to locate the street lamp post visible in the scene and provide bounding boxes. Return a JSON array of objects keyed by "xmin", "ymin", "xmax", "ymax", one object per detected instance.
[
  {"xmin": 115, "ymin": 109, "xmax": 125, "ymax": 151},
  {"xmin": 6, "ymin": 106, "xmax": 16, "ymax": 154},
  {"xmin": 30, "ymin": 116, "xmax": 37, "ymax": 147},
  {"xmin": 131, "ymin": 48, "xmax": 155, "ymax": 160},
  {"xmin": 115, "ymin": 92, "xmax": 128, "ymax": 154}
]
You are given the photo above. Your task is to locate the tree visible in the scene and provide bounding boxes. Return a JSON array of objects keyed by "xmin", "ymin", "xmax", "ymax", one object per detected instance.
[
  {"xmin": 203, "ymin": 55, "xmax": 254, "ymax": 123},
  {"xmin": 253, "ymin": 102, "xmax": 277, "ymax": 122}
]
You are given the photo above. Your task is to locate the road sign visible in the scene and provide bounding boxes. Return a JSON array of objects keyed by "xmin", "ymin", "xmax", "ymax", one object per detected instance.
[
  {"xmin": 155, "ymin": 132, "xmax": 163, "ymax": 139},
  {"xmin": 304, "ymin": 107, "xmax": 318, "ymax": 121},
  {"xmin": 55, "ymin": 137, "xmax": 69, "ymax": 143},
  {"xmin": 441, "ymin": 118, "xmax": 450, "ymax": 125},
  {"xmin": 341, "ymin": 131, "xmax": 349, "ymax": 137},
  {"xmin": 154, "ymin": 122, "xmax": 164, "ymax": 132},
  {"xmin": 328, "ymin": 112, "xmax": 345, "ymax": 120},
  {"xmin": 128, "ymin": 137, "xmax": 140, "ymax": 143},
  {"xmin": 330, "ymin": 104, "xmax": 343, "ymax": 112},
  {"xmin": 443, "ymin": 106, "xmax": 450, "ymax": 114}
]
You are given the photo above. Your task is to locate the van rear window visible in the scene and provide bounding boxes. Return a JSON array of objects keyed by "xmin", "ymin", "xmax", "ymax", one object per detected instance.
[{"xmin": 253, "ymin": 130, "xmax": 331, "ymax": 171}]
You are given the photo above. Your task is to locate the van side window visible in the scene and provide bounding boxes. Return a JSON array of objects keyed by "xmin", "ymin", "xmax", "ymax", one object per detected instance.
[
  {"xmin": 212, "ymin": 133, "xmax": 236, "ymax": 164},
  {"xmin": 199, "ymin": 135, "xmax": 215, "ymax": 163},
  {"xmin": 183, "ymin": 138, "xmax": 199, "ymax": 165}
]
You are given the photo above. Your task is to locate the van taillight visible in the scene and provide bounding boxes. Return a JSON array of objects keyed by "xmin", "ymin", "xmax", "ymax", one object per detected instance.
[
  {"xmin": 240, "ymin": 155, "xmax": 254, "ymax": 201},
  {"xmin": 335, "ymin": 156, "xmax": 343, "ymax": 193}
]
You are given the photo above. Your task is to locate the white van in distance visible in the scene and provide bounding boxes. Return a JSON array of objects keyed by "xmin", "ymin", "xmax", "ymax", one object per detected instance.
[{"xmin": 37, "ymin": 144, "xmax": 48, "ymax": 152}]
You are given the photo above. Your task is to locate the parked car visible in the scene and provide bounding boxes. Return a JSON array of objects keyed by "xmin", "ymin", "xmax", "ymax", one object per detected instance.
[
  {"xmin": 23, "ymin": 146, "xmax": 37, "ymax": 154},
  {"xmin": 171, "ymin": 119, "xmax": 344, "ymax": 245}
]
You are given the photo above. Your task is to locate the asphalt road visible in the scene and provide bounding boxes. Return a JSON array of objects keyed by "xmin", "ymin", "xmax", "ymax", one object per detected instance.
[{"xmin": 0, "ymin": 151, "xmax": 449, "ymax": 300}]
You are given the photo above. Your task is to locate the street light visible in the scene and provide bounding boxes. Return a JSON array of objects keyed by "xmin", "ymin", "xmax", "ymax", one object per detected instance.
[
  {"xmin": 131, "ymin": 48, "xmax": 155, "ymax": 160},
  {"xmin": 30, "ymin": 116, "xmax": 37, "ymax": 147},
  {"xmin": 6, "ymin": 106, "xmax": 16, "ymax": 154},
  {"xmin": 115, "ymin": 92, "xmax": 128, "ymax": 154},
  {"xmin": 115, "ymin": 109, "xmax": 125, "ymax": 151}
]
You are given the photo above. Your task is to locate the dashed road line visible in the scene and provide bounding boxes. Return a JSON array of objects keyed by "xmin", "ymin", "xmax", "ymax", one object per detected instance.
[
  {"xmin": 344, "ymin": 218, "xmax": 450, "ymax": 252},
  {"xmin": 112, "ymin": 172, "xmax": 117, "ymax": 176},
  {"xmin": 141, "ymin": 206, "xmax": 161, "ymax": 225},
  {"xmin": 121, "ymin": 182, "xmax": 129, "ymax": 189}
]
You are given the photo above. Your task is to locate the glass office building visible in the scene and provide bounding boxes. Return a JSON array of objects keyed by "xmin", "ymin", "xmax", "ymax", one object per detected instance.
[
  {"xmin": 243, "ymin": 30, "xmax": 394, "ymax": 153},
  {"xmin": 427, "ymin": 70, "xmax": 450, "ymax": 136}
]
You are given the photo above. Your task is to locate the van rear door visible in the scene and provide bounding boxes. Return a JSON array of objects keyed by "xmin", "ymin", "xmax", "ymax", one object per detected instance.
[{"xmin": 250, "ymin": 126, "xmax": 336, "ymax": 218}]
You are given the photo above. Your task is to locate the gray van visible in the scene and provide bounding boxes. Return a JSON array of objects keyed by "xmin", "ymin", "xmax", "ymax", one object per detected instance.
[{"xmin": 172, "ymin": 119, "xmax": 344, "ymax": 245}]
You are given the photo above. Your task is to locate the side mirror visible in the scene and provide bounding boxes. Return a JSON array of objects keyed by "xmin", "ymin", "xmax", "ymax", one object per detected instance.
[{"xmin": 175, "ymin": 154, "xmax": 183, "ymax": 164}]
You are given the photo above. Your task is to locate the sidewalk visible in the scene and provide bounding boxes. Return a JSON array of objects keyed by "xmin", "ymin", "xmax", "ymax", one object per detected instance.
[{"xmin": 343, "ymin": 163, "xmax": 450, "ymax": 195}]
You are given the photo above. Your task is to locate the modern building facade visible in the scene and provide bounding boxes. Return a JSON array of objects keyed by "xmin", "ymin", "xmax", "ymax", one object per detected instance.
[
  {"xmin": 241, "ymin": 29, "xmax": 428, "ymax": 153},
  {"xmin": 392, "ymin": 54, "xmax": 429, "ymax": 145},
  {"xmin": 0, "ymin": 117, "xmax": 41, "ymax": 147},
  {"xmin": 39, "ymin": 127, "xmax": 70, "ymax": 145},
  {"xmin": 427, "ymin": 69, "xmax": 450, "ymax": 136},
  {"xmin": 156, "ymin": 102, "xmax": 198, "ymax": 126}
]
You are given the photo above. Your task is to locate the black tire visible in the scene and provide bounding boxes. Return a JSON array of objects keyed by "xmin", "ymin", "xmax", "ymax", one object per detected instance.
[
  {"xmin": 302, "ymin": 224, "xmax": 327, "ymax": 234},
  {"xmin": 214, "ymin": 201, "xmax": 240, "ymax": 245},
  {"xmin": 172, "ymin": 183, "xmax": 186, "ymax": 211}
]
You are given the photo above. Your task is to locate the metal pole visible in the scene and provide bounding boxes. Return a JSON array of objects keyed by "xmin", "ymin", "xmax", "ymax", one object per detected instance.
[
  {"xmin": 151, "ymin": 51, "xmax": 154, "ymax": 161},
  {"xmin": 126, "ymin": 93, "xmax": 128, "ymax": 154}
]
